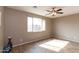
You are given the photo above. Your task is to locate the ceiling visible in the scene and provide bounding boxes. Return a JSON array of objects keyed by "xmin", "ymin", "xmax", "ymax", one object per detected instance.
[{"xmin": 7, "ymin": 6, "xmax": 79, "ymax": 18}]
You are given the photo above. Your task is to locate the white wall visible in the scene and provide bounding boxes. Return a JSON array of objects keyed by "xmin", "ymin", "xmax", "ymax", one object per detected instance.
[
  {"xmin": 0, "ymin": 7, "xmax": 4, "ymax": 52},
  {"xmin": 52, "ymin": 13, "xmax": 79, "ymax": 43},
  {"xmin": 4, "ymin": 7, "xmax": 52, "ymax": 47}
]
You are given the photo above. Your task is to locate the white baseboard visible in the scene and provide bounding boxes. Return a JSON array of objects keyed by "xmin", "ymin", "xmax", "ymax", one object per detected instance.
[{"xmin": 13, "ymin": 35, "xmax": 51, "ymax": 47}]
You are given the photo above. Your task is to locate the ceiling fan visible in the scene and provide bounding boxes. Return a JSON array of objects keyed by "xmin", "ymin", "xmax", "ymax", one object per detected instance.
[{"xmin": 46, "ymin": 7, "xmax": 63, "ymax": 16}]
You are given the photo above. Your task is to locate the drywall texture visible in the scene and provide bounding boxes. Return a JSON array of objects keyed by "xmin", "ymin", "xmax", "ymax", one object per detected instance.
[
  {"xmin": 4, "ymin": 7, "xmax": 52, "ymax": 46},
  {"xmin": 0, "ymin": 7, "xmax": 4, "ymax": 52},
  {"xmin": 53, "ymin": 13, "xmax": 79, "ymax": 43}
]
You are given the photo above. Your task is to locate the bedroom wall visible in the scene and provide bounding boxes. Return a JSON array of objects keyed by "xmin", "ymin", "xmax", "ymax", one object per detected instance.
[
  {"xmin": 52, "ymin": 13, "xmax": 79, "ymax": 43},
  {"xmin": 4, "ymin": 7, "xmax": 52, "ymax": 47},
  {"xmin": 0, "ymin": 7, "xmax": 4, "ymax": 52}
]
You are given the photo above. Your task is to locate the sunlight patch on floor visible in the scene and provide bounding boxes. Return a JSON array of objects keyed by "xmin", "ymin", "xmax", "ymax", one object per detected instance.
[{"xmin": 39, "ymin": 39, "xmax": 69, "ymax": 52}]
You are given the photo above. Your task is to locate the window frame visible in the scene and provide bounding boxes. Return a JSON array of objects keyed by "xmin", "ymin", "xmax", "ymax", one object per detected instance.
[{"xmin": 27, "ymin": 16, "xmax": 46, "ymax": 32}]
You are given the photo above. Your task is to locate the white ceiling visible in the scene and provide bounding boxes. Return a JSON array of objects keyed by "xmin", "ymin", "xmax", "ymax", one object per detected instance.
[{"xmin": 7, "ymin": 6, "xmax": 79, "ymax": 18}]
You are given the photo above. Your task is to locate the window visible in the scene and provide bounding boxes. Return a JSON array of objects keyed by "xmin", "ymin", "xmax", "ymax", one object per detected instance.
[{"xmin": 27, "ymin": 17, "xmax": 46, "ymax": 32}]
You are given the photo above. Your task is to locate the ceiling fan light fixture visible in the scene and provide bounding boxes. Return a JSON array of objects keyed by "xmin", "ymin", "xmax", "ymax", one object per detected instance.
[
  {"xmin": 52, "ymin": 12, "xmax": 57, "ymax": 16},
  {"xmin": 46, "ymin": 7, "xmax": 63, "ymax": 16}
]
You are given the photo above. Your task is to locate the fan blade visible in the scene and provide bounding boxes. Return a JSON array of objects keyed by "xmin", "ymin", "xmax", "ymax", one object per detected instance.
[
  {"xmin": 46, "ymin": 10, "xmax": 52, "ymax": 12},
  {"xmin": 45, "ymin": 12, "xmax": 52, "ymax": 16},
  {"xmin": 56, "ymin": 12, "xmax": 63, "ymax": 14},
  {"xmin": 57, "ymin": 9, "xmax": 62, "ymax": 11}
]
